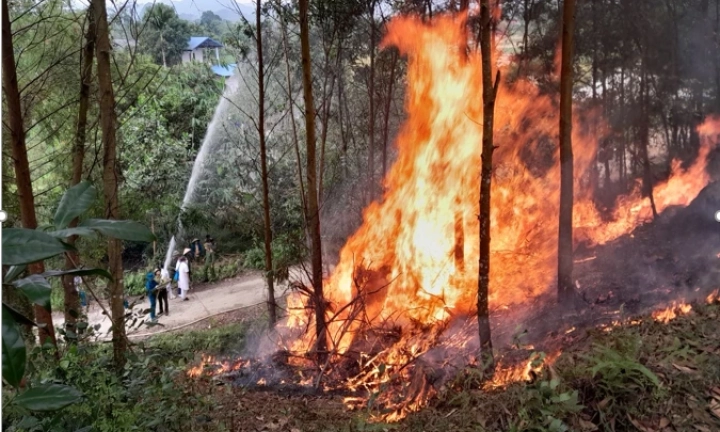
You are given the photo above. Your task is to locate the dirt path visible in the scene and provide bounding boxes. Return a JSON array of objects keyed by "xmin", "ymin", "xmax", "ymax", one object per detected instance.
[{"xmin": 52, "ymin": 268, "xmax": 305, "ymax": 340}]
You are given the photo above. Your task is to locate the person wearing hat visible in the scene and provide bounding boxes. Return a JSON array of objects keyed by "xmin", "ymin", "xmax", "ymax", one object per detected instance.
[{"xmin": 177, "ymin": 256, "xmax": 191, "ymax": 301}]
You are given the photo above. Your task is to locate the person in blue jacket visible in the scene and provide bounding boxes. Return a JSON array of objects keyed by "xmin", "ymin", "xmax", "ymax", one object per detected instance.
[{"xmin": 145, "ymin": 268, "xmax": 160, "ymax": 322}]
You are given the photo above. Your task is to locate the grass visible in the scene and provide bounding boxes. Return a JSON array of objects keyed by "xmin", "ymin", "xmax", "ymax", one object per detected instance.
[{"xmin": 145, "ymin": 321, "xmax": 249, "ymax": 360}]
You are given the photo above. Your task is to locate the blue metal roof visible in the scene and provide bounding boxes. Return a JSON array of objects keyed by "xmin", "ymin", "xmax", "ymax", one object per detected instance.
[
  {"xmin": 186, "ymin": 37, "xmax": 223, "ymax": 51},
  {"xmin": 211, "ymin": 63, "xmax": 237, "ymax": 77}
]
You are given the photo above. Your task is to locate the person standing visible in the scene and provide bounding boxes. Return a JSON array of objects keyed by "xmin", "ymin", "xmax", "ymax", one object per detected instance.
[
  {"xmin": 145, "ymin": 267, "xmax": 159, "ymax": 321},
  {"xmin": 157, "ymin": 268, "xmax": 169, "ymax": 316},
  {"xmin": 202, "ymin": 235, "xmax": 216, "ymax": 282},
  {"xmin": 177, "ymin": 256, "xmax": 191, "ymax": 301},
  {"xmin": 74, "ymin": 275, "xmax": 87, "ymax": 308},
  {"xmin": 189, "ymin": 238, "xmax": 204, "ymax": 263}
]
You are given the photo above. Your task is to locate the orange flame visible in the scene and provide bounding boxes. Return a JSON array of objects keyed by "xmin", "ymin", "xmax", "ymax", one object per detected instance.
[{"xmin": 652, "ymin": 302, "xmax": 693, "ymax": 323}]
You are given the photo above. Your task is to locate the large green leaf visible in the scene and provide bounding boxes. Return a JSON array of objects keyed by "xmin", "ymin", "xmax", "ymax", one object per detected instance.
[
  {"xmin": 49, "ymin": 227, "xmax": 97, "ymax": 239},
  {"xmin": 78, "ymin": 219, "xmax": 156, "ymax": 242},
  {"xmin": 53, "ymin": 181, "xmax": 96, "ymax": 230},
  {"xmin": 42, "ymin": 268, "xmax": 113, "ymax": 281},
  {"xmin": 14, "ymin": 383, "xmax": 83, "ymax": 411},
  {"xmin": 4, "ymin": 265, "xmax": 27, "ymax": 284},
  {"xmin": 13, "ymin": 275, "xmax": 52, "ymax": 310},
  {"xmin": 2, "ymin": 228, "xmax": 72, "ymax": 266},
  {"xmin": 2, "ymin": 304, "xmax": 26, "ymax": 388},
  {"xmin": 2, "ymin": 302, "xmax": 38, "ymax": 327}
]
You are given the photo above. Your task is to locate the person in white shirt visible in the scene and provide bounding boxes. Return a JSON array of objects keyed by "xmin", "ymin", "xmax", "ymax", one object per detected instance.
[
  {"xmin": 161, "ymin": 267, "xmax": 175, "ymax": 299},
  {"xmin": 177, "ymin": 256, "xmax": 191, "ymax": 301}
]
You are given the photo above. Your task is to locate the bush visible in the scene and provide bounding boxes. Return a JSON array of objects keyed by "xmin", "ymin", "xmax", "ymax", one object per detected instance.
[
  {"xmin": 3, "ymin": 322, "xmax": 249, "ymax": 432},
  {"xmin": 242, "ymin": 231, "xmax": 305, "ymax": 280},
  {"xmin": 124, "ymin": 270, "xmax": 148, "ymax": 296}
]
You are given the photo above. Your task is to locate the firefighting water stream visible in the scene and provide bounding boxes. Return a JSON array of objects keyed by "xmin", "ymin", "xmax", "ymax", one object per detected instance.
[{"xmin": 163, "ymin": 77, "xmax": 239, "ymax": 271}]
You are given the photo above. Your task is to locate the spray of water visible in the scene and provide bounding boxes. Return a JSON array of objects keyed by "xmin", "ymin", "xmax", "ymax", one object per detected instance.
[{"xmin": 163, "ymin": 76, "xmax": 239, "ymax": 271}]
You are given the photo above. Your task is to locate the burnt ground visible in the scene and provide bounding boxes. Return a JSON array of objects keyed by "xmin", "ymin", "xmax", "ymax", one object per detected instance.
[{"xmin": 490, "ymin": 180, "xmax": 720, "ymax": 360}]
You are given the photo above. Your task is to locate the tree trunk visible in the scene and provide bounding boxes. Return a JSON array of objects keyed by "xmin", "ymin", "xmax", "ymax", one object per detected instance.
[
  {"xmin": 478, "ymin": 0, "xmax": 497, "ymax": 377},
  {"xmin": 299, "ymin": 0, "xmax": 327, "ymax": 361},
  {"xmin": 93, "ymin": 0, "xmax": 126, "ymax": 371},
  {"xmin": 280, "ymin": 13, "xmax": 308, "ymax": 236},
  {"xmin": 256, "ymin": 0, "xmax": 277, "ymax": 326},
  {"xmin": 161, "ymin": 31, "xmax": 167, "ymax": 68},
  {"xmin": 639, "ymin": 51, "xmax": 657, "ymax": 219},
  {"xmin": 318, "ymin": 41, "xmax": 340, "ymax": 202},
  {"xmin": 381, "ymin": 50, "xmax": 398, "ymax": 180},
  {"xmin": 557, "ymin": 0, "xmax": 577, "ymax": 305},
  {"xmin": 63, "ymin": 7, "xmax": 96, "ymax": 336},
  {"xmin": 2, "ymin": 0, "xmax": 57, "ymax": 349},
  {"xmin": 367, "ymin": 0, "xmax": 377, "ymax": 202}
]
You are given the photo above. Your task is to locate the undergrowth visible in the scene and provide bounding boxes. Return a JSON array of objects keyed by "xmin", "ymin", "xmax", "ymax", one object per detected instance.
[
  {"xmin": 2, "ymin": 323, "xmax": 248, "ymax": 432},
  {"xmin": 6, "ymin": 302, "xmax": 719, "ymax": 431}
]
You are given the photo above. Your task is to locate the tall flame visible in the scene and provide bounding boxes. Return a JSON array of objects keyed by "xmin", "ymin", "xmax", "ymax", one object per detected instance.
[{"xmin": 286, "ymin": 14, "xmax": 720, "ymax": 355}]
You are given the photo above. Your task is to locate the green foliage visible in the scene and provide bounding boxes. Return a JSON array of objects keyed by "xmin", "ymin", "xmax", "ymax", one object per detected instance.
[
  {"xmin": 52, "ymin": 181, "xmax": 96, "ymax": 229},
  {"xmin": 138, "ymin": 4, "xmax": 191, "ymax": 66},
  {"xmin": 1, "ymin": 183, "xmax": 155, "ymax": 418},
  {"xmin": 2, "ymin": 305, "xmax": 27, "ymax": 388},
  {"xmin": 517, "ymin": 378, "xmax": 583, "ymax": 432},
  {"xmin": 13, "ymin": 384, "xmax": 84, "ymax": 412},
  {"xmin": 13, "ymin": 276, "xmax": 52, "ymax": 310},
  {"xmin": 2, "ymin": 343, "xmax": 203, "ymax": 432},
  {"xmin": 2, "ymin": 229, "xmax": 73, "ymax": 266},
  {"xmin": 123, "ymin": 271, "xmax": 148, "ymax": 296},
  {"xmin": 77, "ymin": 219, "xmax": 156, "ymax": 242},
  {"xmin": 243, "ymin": 231, "xmax": 305, "ymax": 278},
  {"xmin": 148, "ymin": 322, "xmax": 248, "ymax": 358}
]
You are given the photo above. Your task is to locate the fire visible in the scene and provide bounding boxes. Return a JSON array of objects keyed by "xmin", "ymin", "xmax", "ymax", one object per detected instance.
[
  {"xmin": 652, "ymin": 303, "xmax": 693, "ymax": 323},
  {"xmin": 284, "ymin": 13, "xmax": 720, "ymax": 357},
  {"xmin": 707, "ymin": 289, "xmax": 720, "ymax": 304},
  {"xmin": 186, "ymin": 355, "xmax": 246, "ymax": 378}
]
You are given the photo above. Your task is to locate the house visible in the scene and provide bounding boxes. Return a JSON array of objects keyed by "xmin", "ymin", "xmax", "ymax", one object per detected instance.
[{"xmin": 182, "ymin": 36, "xmax": 223, "ymax": 64}]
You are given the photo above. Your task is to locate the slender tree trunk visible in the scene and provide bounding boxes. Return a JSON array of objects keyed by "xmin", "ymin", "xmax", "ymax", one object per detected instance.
[
  {"xmin": 639, "ymin": 51, "xmax": 657, "ymax": 219},
  {"xmin": 367, "ymin": 0, "xmax": 377, "ymax": 202},
  {"xmin": 557, "ymin": 0, "xmax": 577, "ymax": 305},
  {"xmin": 256, "ymin": 0, "xmax": 277, "ymax": 326},
  {"xmin": 2, "ymin": 0, "xmax": 57, "ymax": 348},
  {"xmin": 478, "ymin": 0, "xmax": 497, "ymax": 377},
  {"xmin": 93, "ymin": 0, "xmax": 126, "ymax": 371},
  {"xmin": 280, "ymin": 15, "xmax": 307, "ymax": 229},
  {"xmin": 63, "ymin": 8, "xmax": 96, "ymax": 336},
  {"xmin": 318, "ymin": 41, "xmax": 340, "ymax": 202},
  {"xmin": 161, "ymin": 31, "xmax": 167, "ymax": 68},
  {"xmin": 299, "ymin": 0, "xmax": 327, "ymax": 361},
  {"xmin": 381, "ymin": 50, "xmax": 399, "ymax": 180},
  {"xmin": 619, "ymin": 65, "xmax": 626, "ymax": 184}
]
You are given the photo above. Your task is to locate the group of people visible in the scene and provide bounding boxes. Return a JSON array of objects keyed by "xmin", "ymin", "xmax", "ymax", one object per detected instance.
[{"xmin": 144, "ymin": 235, "xmax": 216, "ymax": 322}]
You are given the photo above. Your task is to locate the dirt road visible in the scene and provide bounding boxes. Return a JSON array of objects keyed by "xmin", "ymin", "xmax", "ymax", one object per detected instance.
[{"xmin": 51, "ymin": 269, "xmax": 301, "ymax": 340}]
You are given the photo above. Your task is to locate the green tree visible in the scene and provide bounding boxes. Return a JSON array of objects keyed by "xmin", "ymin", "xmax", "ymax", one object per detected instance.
[{"xmin": 140, "ymin": 4, "xmax": 190, "ymax": 67}]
